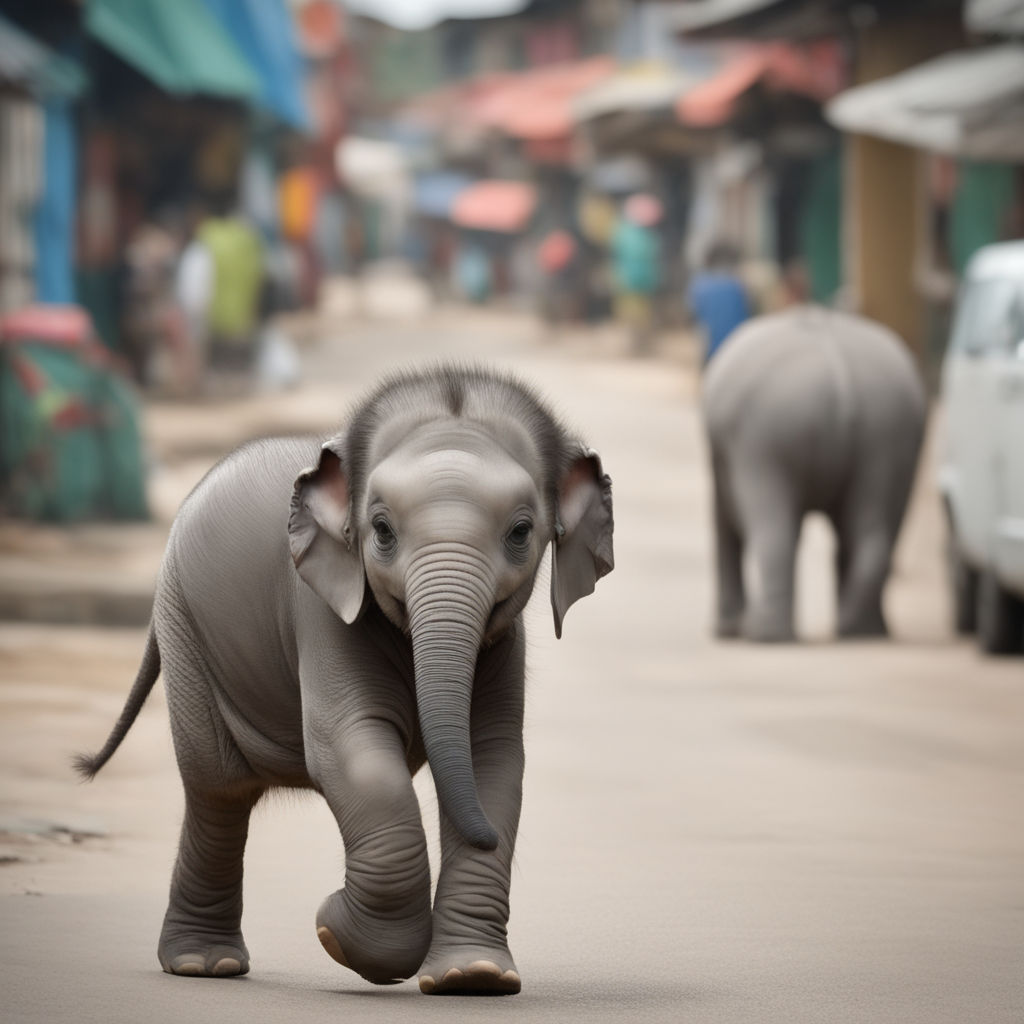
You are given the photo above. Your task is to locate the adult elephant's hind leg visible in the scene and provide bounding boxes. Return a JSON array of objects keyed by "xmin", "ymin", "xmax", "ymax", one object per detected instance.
[
  {"xmin": 712, "ymin": 451, "xmax": 745, "ymax": 638},
  {"xmin": 159, "ymin": 784, "xmax": 263, "ymax": 977},
  {"xmin": 835, "ymin": 456, "xmax": 912, "ymax": 638},
  {"xmin": 835, "ymin": 485, "xmax": 895, "ymax": 638},
  {"xmin": 734, "ymin": 463, "xmax": 800, "ymax": 643}
]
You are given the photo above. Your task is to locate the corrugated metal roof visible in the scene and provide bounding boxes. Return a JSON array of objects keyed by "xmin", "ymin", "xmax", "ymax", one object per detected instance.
[{"xmin": 825, "ymin": 44, "xmax": 1024, "ymax": 161}]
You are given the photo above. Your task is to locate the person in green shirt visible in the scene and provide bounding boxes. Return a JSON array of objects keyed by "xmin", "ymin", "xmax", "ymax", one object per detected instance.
[{"xmin": 197, "ymin": 206, "xmax": 265, "ymax": 371}]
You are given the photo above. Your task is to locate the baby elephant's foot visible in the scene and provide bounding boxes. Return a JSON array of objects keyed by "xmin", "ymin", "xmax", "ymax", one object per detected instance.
[
  {"xmin": 419, "ymin": 946, "xmax": 521, "ymax": 996},
  {"xmin": 158, "ymin": 927, "xmax": 249, "ymax": 977},
  {"xmin": 316, "ymin": 888, "xmax": 431, "ymax": 986}
]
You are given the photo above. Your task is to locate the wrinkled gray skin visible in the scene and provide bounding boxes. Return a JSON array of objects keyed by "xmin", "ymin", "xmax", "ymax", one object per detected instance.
[
  {"xmin": 703, "ymin": 307, "xmax": 925, "ymax": 642},
  {"xmin": 77, "ymin": 366, "xmax": 614, "ymax": 995}
]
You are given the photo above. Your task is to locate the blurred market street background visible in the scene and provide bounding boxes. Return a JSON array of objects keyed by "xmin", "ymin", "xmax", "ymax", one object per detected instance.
[{"xmin": 1, "ymin": 0, "xmax": 1023, "ymax": 1021}]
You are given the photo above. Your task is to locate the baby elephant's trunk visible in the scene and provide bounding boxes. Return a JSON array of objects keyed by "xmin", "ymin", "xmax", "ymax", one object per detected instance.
[{"xmin": 406, "ymin": 558, "xmax": 499, "ymax": 852}]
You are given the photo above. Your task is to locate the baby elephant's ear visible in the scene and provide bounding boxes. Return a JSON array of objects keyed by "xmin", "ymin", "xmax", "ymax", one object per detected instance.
[
  {"xmin": 551, "ymin": 448, "xmax": 614, "ymax": 638},
  {"xmin": 288, "ymin": 443, "xmax": 365, "ymax": 624}
]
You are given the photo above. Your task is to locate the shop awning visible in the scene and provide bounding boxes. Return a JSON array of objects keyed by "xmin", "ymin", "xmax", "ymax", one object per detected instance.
[
  {"xmin": 451, "ymin": 181, "xmax": 537, "ymax": 233},
  {"xmin": 676, "ymin": 41, "xmax": 843, "ymax": 125},
  {"xmin": 572, "ymin": 62, "xmax": 704, "ymax": 123},
  {"xmin": 84, "ymin": 0, "xmax": 260, "ymax": 100},
  {"xmin": 825, "ymin": 44, "xmax": 1024, "ymax": 161},
  {"xmin": 0, "ymin": 14, "xmax": 86, "ymax": 98},
  {"xmin": 203, "ymin": 0, "xmax": 309, "ymax": 129},
  {"xmin": 466, "ymin": 57, "xmax": 616, "ymax": 140}
]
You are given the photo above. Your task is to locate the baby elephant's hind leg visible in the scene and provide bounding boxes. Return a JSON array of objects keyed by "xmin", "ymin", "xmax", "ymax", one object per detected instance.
[
  {"xmin": 158, "ymin": 645, "xmax": 264, "ymax": 977},
  {"xmin": 159, "ymin": 783, "xmax": 263, "ymax": 977}
]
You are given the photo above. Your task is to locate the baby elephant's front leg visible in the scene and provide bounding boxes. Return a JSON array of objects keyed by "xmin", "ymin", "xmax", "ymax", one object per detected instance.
[
  {"xmin": 312, "ymin": 725, "xmax": 433, "ymax": 985},
  {"xmin": 419, "ymin": 641, "xmax": 525, "ymax": 996}
]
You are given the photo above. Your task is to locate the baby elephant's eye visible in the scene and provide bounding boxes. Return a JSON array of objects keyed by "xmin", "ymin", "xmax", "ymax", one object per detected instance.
[
  {"xmin": 505, "ymin": 520, "xmax": 533, "ymax": 554},
  {"xmin": 372, "ymin": 517, "xmax": 397, "ymax": 554}
]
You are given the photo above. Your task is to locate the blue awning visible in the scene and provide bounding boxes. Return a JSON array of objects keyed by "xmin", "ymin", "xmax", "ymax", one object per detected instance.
[
  {"xmin": 84, "ymin": 0, "xmax": 309, "ymax": 128},
  {"xmin": 202, "ymin": 0, "xmax": 310, "ymax": 131},
  {"xmin": 84, "ymin": 0, "xmax": 260, "ymax": 100}
]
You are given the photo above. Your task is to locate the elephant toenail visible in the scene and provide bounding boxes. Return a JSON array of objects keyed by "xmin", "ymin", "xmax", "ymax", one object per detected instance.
[
  {"xmin": 316, "ymin": 926, "xmax": 349, "ymax": 968},
  {"xmin": 466, "ymin": 960, "xmax": 501, "ymax": 977},
  {"xmin": 169, "ymin": 956, "xmax": 204, "ymax": 976}
]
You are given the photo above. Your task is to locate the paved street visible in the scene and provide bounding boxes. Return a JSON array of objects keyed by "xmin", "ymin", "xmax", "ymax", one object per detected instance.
[{"xmin": 2, "ymin": 304, "xmax": 1023, "ymax": 1023}]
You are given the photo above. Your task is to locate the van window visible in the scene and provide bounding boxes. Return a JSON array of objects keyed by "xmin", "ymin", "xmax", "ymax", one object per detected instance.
[{"xmin": 950, "ymin": 278, "xmax": 1021, "ymax": 355}]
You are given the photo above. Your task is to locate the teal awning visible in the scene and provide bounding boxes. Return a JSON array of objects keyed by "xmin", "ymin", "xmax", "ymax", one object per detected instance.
[
  {"xmin": 84, "ymin": 0, "xmax": 260, "ymax": 100},
  {"xmin": 0, "ymin": 13, "xmax": 86, "ymax": 98}
]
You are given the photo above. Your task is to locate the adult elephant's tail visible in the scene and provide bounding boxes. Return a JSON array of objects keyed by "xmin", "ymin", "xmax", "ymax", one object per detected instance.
[{"xmin": 72, "ymin": 624, "xmax": 161, "ymax": 779}]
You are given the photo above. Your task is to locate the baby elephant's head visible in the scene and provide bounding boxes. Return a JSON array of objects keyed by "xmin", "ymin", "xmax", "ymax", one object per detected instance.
[{"xmin": 288, "ymin": 366, "xmax": 614, "ymax": 851}]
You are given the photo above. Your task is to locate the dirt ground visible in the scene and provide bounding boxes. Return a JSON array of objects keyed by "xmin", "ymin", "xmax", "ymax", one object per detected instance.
[{"xmin": 2, "ymin": 305, "xmax": 1022, "ymax": 1023}]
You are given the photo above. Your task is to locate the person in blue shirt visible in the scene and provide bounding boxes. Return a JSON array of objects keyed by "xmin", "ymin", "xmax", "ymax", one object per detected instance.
[
  {"xmin": 687, "ymin": 242, "xmax": 752, "ymax": 364},
  {"xmin": 611, "ymin": 194, "xmax": 663, "ymax": 353}
]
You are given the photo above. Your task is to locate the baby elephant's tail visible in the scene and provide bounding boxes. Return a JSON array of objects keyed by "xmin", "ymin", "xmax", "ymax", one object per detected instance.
[{"xmin": 73, "ymin": 624, "xmax": 161, "ymax": 780}]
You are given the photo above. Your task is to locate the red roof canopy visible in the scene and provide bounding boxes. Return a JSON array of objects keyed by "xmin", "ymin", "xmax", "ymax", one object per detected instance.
[
  {"xmin": 403, "ymin": 57, "xmax": 616, "ymax": 143},
  {"xmin": 471, "ymin": 56, "xmax": 616, "ymax": 140},
  {"xmin": 676, "ymin": 41, "xmax": 844, "ymax": 126},
  {"xmin": 451, "ymin": 180, "xmax": 538, "ymax": 233}
]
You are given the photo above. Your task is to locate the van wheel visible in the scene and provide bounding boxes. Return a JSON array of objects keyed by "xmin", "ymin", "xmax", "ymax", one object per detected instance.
[
  {"xmin": 976, "ymin": 571, "xmax": 1024, "ymax": 655},
  {"xmin": 947, "ymin": 542, "xmax": 978, "ymax": 634}
]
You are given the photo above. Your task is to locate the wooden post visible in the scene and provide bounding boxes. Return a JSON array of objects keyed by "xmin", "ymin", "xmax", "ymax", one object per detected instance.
[{"xmin": 844, "ymin": 11, "xmax": 963, "ymax": 356}]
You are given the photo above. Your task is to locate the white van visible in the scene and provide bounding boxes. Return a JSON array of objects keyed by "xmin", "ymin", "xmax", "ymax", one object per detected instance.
[{"xmin": 938, "ymin": 240, "xmax": 1024, "ymax": 654}]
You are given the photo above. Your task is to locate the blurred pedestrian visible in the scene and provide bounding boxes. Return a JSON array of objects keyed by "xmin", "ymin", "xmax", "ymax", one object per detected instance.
[
  {"xmin": 611, "ymin": 193, "xmax": 662, "ymax": 353},
  {"xmin": 121, "ymin": 210, "xmax": 188, "ymax": 389},
  {"xmin": 687, "ymin": 241, "xmax": 751, "ymax": 365},
  {"xmin": 278, "ymin": 164, "xmax": 320, "ymax": 306},
  {"xmin": 537, "ymin": 228, "xmax": 578, "ymax": 325},
  {"xmin": 453, "ymin": 242, "xmax": 492, "ymax": 304},
  {"xmin": 174, "ymin": 203, "xmax": 214, "ymax": 392},
  {"xmin": 197, "ymin": 197, "xmax": 265, "ymax": 385}
]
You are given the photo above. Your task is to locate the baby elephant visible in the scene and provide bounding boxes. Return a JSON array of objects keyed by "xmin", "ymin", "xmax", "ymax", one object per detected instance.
[
  {"xmin": 77, "ymin": 365, "xmax": 614, "ymax": 994},
  {"xmin": 703, "ymin": 307, "xmax": 924, "ymax": 642}
]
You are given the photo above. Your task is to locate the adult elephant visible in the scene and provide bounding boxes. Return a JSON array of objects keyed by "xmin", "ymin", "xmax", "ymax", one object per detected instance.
[
  {"xmin": 76, "ymin": 365, "xmax": 614, "ymax": 995},
  {"xmin": 702, "ymin": 306, "xmax": 925, "ymax": 642}
]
